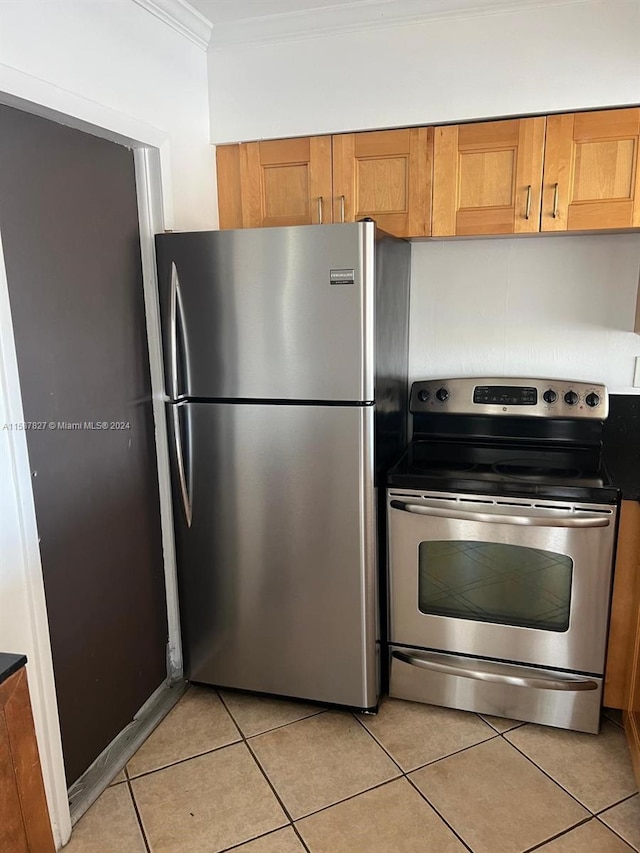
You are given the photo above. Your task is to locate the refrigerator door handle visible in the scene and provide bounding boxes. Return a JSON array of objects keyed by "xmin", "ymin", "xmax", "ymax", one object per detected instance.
[
  {"xmin": 172, "ymin": 405, "xmax": 192, "ymax": 528},
  {"xmin": 169, "ymin": 261, "xmax": 189, "ymax": 400},
  {"xmin": 169, "ymin": 261, "xmax": 182, "ymax": 400}
]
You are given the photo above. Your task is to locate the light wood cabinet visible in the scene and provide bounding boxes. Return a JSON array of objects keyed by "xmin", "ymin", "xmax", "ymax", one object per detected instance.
[
  {"xmin": 603, "ymin": 500, "xmax": 640, "ymax": 786},
  {"xmin": 0, "ymin": 666, "xmax": 55, "ymax": 853},
  {"xmin": 217, "ymin": 129, "xmax": 432, "ymax": 238},
  {"xmin": 217, "ymin": 108, "xmax": 640, "ymax": 239},
  {"xmin": 432, "ymin": 117, "xmax": 546, "ymax": 237},
  {"xmin": 626, "ymin": 570, "xmax": 640, "ymax": 786},
  {"xmin": 216, "ymin": 137, "xmax": 332, "ymax": 229},
  {"xmin": 240, "ymin": 136, "xmax": 333, "ymax": 228},
  {"xmin": 620, "ymin": 501, "xmax": 640, "ymax": 786},
  {"xmin": 332, "ymin": 128, "xmax": 432, "ymax": 237},
  {"xmin": 605, "ymin": 501, "xmax": 640, "ymax": 707},
  {"xmin": 542, "ymin": 108, "xmax": 640, "ymax": 232}
]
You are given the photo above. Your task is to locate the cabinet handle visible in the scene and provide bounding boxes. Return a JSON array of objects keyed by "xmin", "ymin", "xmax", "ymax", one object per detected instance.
[
  {"xmin": 340, "ymin": 195, "xmax": 345, "ymax": 223},
  {"xmin": 525, "ymin": 185, "xmax": 532, "ymax": 220},
  {"xmin": 552, "ymin": 182, "xmax": 559, "ymax": 218},
  {"xmin": 317, "ymin": 196, "xmax": 323, "ymax": 224}
]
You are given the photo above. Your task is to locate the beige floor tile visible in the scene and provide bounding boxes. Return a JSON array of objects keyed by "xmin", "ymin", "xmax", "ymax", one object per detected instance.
[
  {"xmin": 131, "ymin": 742, "xmax": 287, "ymax": 853},
  {"xmin": 296, "ymin": 777, "xmax": 467, "ymax": 853},
  {"xmin": 360, "ymin": 697, "xmax": 496, "ymax": 771},
  {"xmin": 535, "ymin": 818, "xmax": 634, "ymax": 852},
  {"xmin": 63, "ymin": 785, "xmax": 146, "ymax": 852},
  {"xmin": 410, "ymin": 737, "xmax": 588, "ymax": 853},
  {"xmin": 506, "ymin": 719, "xmax": 638, "ymax": 813},
  {"xmin": 108, "ymin": 769, "xmax": 127, "ymax": 785},
  {"xmin": 250, "ymin": 711, "xmax": 400, "ymax": 819},
  {"xmin": 600, "ymin": 794, "xmax": 640, "ymax": 851},
  {"xmin": 220, "ymin": 689, "xmax": 323, "ymax": 737},
  {"xmin": 479, "ymin": 714, "xmax": 526, "ymax": 733},
  {"xmin": 127, "ymin": 686, "xmax": 240, "ymax": 777},
  {"xmin": 232, "ymin": 827, "xmax": 306, "ymax": 852}
]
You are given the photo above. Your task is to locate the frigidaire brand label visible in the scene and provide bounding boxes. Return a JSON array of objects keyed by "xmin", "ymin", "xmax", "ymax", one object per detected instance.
[{"xmin": 330, "ymin": 268, "xmax": 355, "ymax": 285}]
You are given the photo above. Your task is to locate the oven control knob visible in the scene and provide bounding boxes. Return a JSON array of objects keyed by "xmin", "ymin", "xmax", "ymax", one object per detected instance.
[
  {"xmin": 564, "ymin": 390, "xmax": 579, "ymax": 405},
  {"xmin": 543, "ymin": 389, "xmax": 557, "ymax": 404},
  {"xmin": 435, "ymin": 387, "xmax": 449, "ymax": 402},
  {"xmin": 417, "ymin": 389, "xmax": 430, "ymax": 402},
  {"xmin": 585, "ymin": 392, "xmax": 600, "ymax": 408}
]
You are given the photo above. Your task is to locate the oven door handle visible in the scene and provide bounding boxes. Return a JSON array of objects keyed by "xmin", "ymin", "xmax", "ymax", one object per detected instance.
[
  {"xmin": 389, "ymin": 500, "xmax": 611, "ymax": 528},
  {"xmin": 392, "ymin": 650, "xmax": 599, "ymax": 692}
]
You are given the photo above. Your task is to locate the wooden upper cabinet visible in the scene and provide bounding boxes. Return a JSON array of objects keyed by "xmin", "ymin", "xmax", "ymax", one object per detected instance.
[
  {"xmin": 238, "ymin": 136, "xmax": 332, "ymax": 228},
  {"xmin": 216, "ymin": 144, "xmax": 243, "ymax": 230},
  {"xmin": 542, "ymin": 108, "xmax": 640, "ymax": 232},
  {"xmin": 432, "ymin": 117, "xmax": 546, "ymax": 237},
  {"xmin": 332, "ymin": 128, "xmax": 432, "ymax": 238}
]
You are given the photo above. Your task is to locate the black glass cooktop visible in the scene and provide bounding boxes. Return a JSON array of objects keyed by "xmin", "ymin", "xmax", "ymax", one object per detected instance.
[{"xmin": 387, "ymin": 439, "xmax": 618, "ymax": 503}]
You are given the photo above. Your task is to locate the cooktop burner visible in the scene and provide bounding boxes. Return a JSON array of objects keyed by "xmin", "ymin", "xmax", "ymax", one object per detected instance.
[
  {"xmin": 388, "ymin": 440, "xmax": 616, "ymax": 502},
  {"xmin": 491, "ymin": 461, "xmax": 582, "ymax": 481},
  {"xmin": 388, "ymin": 377, "xmax": 619, "ymax": 503}
]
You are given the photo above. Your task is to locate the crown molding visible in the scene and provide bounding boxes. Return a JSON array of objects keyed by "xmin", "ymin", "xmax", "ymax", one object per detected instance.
[
  {"xmin": 133, "ymin": 0, "xmax": 213, "ymax": 50},
  {"xmin": 208, "ymin": 0, "xmax": 591, "ymax": 50}
]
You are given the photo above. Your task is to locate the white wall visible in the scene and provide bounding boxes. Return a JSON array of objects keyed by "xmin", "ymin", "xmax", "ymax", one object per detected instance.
[
  {"xmin": 1, "ymin": 0, "xmax": 217, "ymax": 229},
  {"xmin": 410, "ymin": 234, "xmax": 640, "ymax": 393},
  {"xmin": 208, "ymin": 0, "xmax": 640, "ymax": 143}
]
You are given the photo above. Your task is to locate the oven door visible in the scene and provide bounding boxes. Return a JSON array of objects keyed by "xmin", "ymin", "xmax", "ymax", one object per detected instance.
[{"xmin": 388, "ymin": 489, "xmax": 617, "ymax": 674}]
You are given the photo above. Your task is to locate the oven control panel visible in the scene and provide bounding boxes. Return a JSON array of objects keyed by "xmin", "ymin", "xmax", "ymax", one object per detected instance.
[{"xmin": 411, "ymin": 377, "xmax": 608, "ymax": 419}]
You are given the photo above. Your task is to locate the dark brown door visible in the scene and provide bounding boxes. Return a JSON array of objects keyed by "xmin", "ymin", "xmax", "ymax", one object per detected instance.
[{"xmin": 0, "ymin": 105, "xmax": 168, "ymax": 785}]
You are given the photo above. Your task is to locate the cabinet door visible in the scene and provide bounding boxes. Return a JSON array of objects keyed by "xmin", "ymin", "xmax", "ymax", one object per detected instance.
[
  {"xmin": 604, "ymin": 501, "xmax": 640, "ymax": 708},
  {"xmin": 239, "ymin": 136, "xmax": 332, "ymax": 228},
  {"xmin": 332, "ymin": 128, "xmax": 432, "ymax": 238},
  {"xmin": 433, "ymin": 117, "xmax": 545, "ymax": 236},
  {"xmin": 216, "ymin": 144, "xmax": 243, "ymax": 229},
  {"xmin": 0, "ymin": 669, "xmax": 55, "ymax": 853},
  {"xmin": 543, "ymin": 108, "xmax": 640, "ymax": 232},
  {"xmin": 619, "ymin": 501, "xmax": 640, "ymax": 786}
]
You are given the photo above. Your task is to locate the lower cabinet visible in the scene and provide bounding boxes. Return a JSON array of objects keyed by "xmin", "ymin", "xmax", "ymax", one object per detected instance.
[
  {"xmin": 604, "ymin": 500, "xmax": 640, "ymax": 785},
  {"xmin": 0, "ymin": 666, "xmax": 55, "ymax": 853}
]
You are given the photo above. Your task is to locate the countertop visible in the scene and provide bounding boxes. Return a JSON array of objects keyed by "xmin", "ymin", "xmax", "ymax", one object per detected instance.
[
  {"xmin": 603, "ymin": 394, "xmax": 640, "ymax": 503},
  {"xmin": 0, "ymin": 652, "xmax": 27, "ymax": 687}
]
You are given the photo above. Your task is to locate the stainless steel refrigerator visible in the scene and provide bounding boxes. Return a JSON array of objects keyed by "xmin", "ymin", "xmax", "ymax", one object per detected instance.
[{"xmin": 155, "ymin": 222, "xmax": 410, "ymax": 711}]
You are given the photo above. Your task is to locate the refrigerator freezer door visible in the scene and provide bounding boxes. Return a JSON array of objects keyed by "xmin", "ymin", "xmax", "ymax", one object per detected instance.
[
  {"xmin": 167, "ymin": 401, "xmax": 378, "ymax": 709},
  {"xmin": 156, "ymin": 223, "xmax": 375, "ymax": 403}
]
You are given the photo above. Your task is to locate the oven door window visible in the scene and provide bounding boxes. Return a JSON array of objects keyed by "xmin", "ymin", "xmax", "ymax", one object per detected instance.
[{"xmin": 418, "ymin": 541, "xmax": 573, "ymax": 632}]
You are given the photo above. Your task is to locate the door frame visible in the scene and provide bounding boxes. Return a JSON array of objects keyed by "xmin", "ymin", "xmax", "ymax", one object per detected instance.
[{"xmin": 0, "ymin": 64, "xmax": 182, "ymax": 848}]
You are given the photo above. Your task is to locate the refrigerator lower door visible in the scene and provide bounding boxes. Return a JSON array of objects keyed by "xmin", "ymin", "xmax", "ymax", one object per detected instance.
[{"xmin": 167, "ymin": 401, "xmax": 378, "ymax": 709}]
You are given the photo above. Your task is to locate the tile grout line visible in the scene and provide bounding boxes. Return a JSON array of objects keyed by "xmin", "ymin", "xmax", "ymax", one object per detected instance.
[
  {"xmin": 596, "ymin": 790, "xmax": 640, "ymax": 816},
  {"xmin": 520, "ymin": 814, "xmax": 599, "ymax": 853},
  {"xmin": 594, "ymin": 815, "xmax": 640, "ymax": 853},
  {"xmin": 354, "ymin": 707, "xmax": 503, "ymax": 776},
  {"xmin": 126, "ymin": 736, "xmax": 244, "ymax": 781},
  {"xmin": 403, "ymin": 774, "xmax": 475, "ymax": 853},
  {"xmin": 354, "ymin": 708, "xmax": 614, "ymax": 853},
  {"xmin": 216, "ymin": 690, "xmax": 312, "ymax": 853},
  {"xmin": 350, "ymin": 711, "xmax": 475, "ymax": 853},
  {"xmin": 126, "ymin": 777, "xmax": 152, "ymax": 853},
  {"xmin": 502, "ymin": 731, "xmax": 624, "ymax": 816},
  {"xmin": 217, "ymin": 824, "xmax": 304, "ymax": 853}
]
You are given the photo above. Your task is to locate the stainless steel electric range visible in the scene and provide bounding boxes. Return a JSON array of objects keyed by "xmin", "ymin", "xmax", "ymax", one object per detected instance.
[{"xmin": 386, "ymin": 377, "xmax": 619, "ymax": 734}]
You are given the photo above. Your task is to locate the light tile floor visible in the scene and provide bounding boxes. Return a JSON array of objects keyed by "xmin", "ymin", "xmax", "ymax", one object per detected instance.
[{"xmin": 64, "ymin": 687, "xmax": 640, "ymax": 853}]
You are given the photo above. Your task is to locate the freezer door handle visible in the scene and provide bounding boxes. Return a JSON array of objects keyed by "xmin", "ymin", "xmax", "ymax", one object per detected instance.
[
  {"xmin": 392, "ymin": 650, "xmax": 599, "ymax": 692},
  {"xmin": 389, "ymin": 500, "xmax": 611, "ymax": 528},
  {"xmin": 172, "ymin": 405, "xmax": 192, "ymax": 527},
  {"xmin": 169, "ymin": 262, "xmax": 179, "ymax": 400}
]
